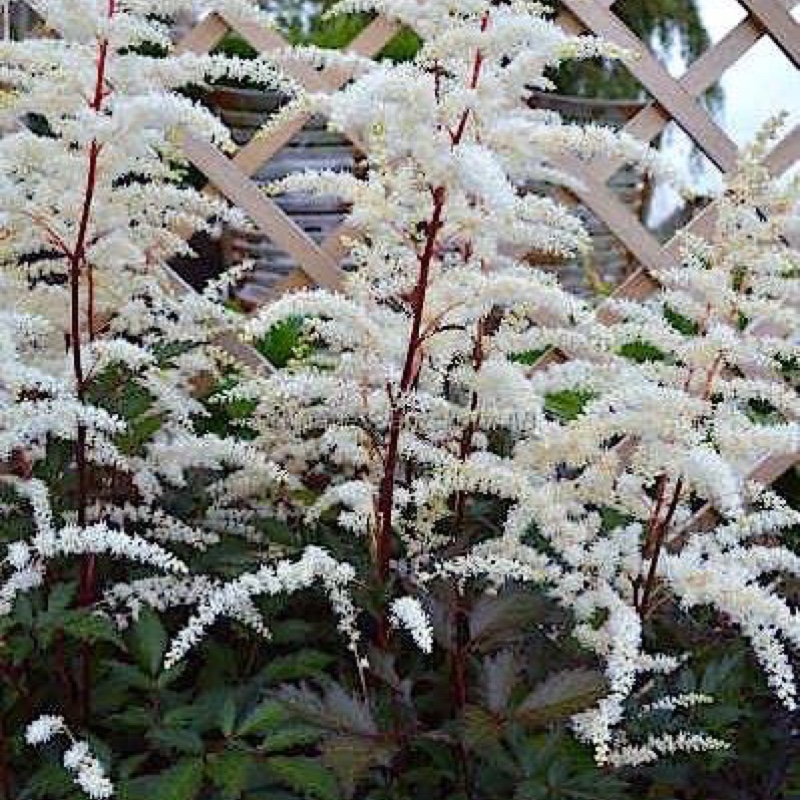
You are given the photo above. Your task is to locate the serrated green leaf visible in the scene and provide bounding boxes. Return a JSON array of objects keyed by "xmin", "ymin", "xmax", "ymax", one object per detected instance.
[
  {"xmin": 120, "ymin": 759, "xmax": 204, "ymax": 800},
  {"xmin": 267, "ymin": 756, "xmax": 341, "ymax": 800},
  {"xmin": 544, "ymin": 390, "xmax": 595, "ymax": 421},
  {"xmin": 206, "ymin": 751, "xmax": 254, "ymax": 798},
  {"xmin": 126, "ymin": 607, "xmax": 167, "ymax": 676},
  {"xmin": 462, "ymin": 705, "xmax": 503, "ymax": 751},
  {"xmin": 261, "ymin": 724, "xmax": 322, "ymax": 753},
  {"xmin": 116, "ymin": 413, "xmax": 164, "ymax": 455},
  {"xmin": 61, "ymin": 610, "xmax": 123, "ymax": 648},
  {"xmin": 262, "ymin": 649, "xmax": 334, "ymax": 684},
  {"xmin": 147, "ymin": 726, "xmax": 205, "ymax": 755},
  {"xmin": 321, "ymin": 735, "xmax": 394, "ymax": 796},
  {"xmin": 664, "ymin": 305, "xmax": 699, "ymax": 336},
  {"xmin": 510, "ymin": 348, "xmax": 547, "ymax": 366},
  {"xmin": 218, "ymin": 695, "xmax": 238, "ymax": 737},
  {"xmin": 255, "ymin": 316, "xmax": 307, "ymax": 368},
  {"xmin": 236, "ymin": 700, "xmax": 287, "ymax": 737},
  {"xmin": 516, "ymin": 669, "xmax": 606, "ymax": 728},
  {"xmin": 24, "ymin": 763, "xmax": 75, "ymax": 799},
  {"xmin": 617, "ymin": 340, "xmax": 666, "ymax": 364}
]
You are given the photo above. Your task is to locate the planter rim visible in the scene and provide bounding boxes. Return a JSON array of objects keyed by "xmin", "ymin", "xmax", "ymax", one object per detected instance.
[{"xmin": 529, "ymin": 89, "xmax": 648, "ymax": 118}]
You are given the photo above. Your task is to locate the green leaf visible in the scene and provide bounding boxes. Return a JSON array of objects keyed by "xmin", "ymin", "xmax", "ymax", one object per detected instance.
[
  {"xmin": 47, "ymin": 582, "xmax": 77, "ymax": 612},
  {"xmin": 262, "ymin": 649, "xmax": 335, "ymax": 684},
  {"xmin": 206, "ymin": 751, "xmax": 254, "ymax": 799},
  {"xmin": 24, "ymin": 763, "xmax": 75, "ymax": 799},
  {"xmin": 544, "ymin": 390, "xmax": 595, "ymax": 421},
  {"xmin": 321, "ymin": 735, "xmax": 394, "ymax": 796},
  {"xmin": 126, "ymin": 607, "xmax": 167, "ymax": 676},
  {"xmin": 267, "ymin": 757, "xmax": 341, "ymax": 800},
  {"xmin": 664, "ymin": 305, "xmax": 699, "ymax": 336},
  {"xmin": 236, "ymin": 700, "xmax": 287, "ymax": 737},
  {"xmin": 218, "ymin": 695, "xmax": 238, "ymax": 738},
  {"xmin": 121, "ymin": 759, "xmax": 204, "ymax": 800},
  {"xmin": 255, "ymin": 316, "xmax": 307, "ymax": 368},
  {"xmin": 116, "ymin": 413, "xmax": 164, "ymax": 455},
  {"xmin": 510, "ymin": 348, "xmax": 547, "ymax": 366},
  {"xmin": 516, "ymin": 670, "xmax": 606, "ymax": 728},
  {"xmin": 261, "ymin": 725, "xmax": 322, "ymax": 753},
  {"xmin": 469, "ymin": 591, "xmax": 547, "ymax": 653},
  {"xmin": 462, "ymin": 705, "xmax": 504, "ymax": 751},
  {"xmin": 61, "ymin": 610, "xmax": 123, "ymax": 648},
  {"xmin": 147, "ymin": 726, "xmax": 205, "ymax": 756},
  {"xmin": 617, "ymin": 340, "xmax": 666, "ymax": 363}
]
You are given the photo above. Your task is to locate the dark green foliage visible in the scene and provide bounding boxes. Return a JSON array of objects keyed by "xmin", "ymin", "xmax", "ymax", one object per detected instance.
[
  {"xmin": 545, "ymin": 390, "xmax": 595, "ymax": 421},
  {"xmin": 617, "ymin": 340, "xmax": 668, "ymax": 364}
]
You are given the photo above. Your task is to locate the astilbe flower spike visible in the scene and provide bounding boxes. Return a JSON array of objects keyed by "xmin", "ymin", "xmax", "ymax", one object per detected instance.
[
  {"xmin": 163, "ymin": 0, "xmax": 798, "ymax": 769},
  {"xmin": 0, "ymin": 0, "xmax": 360, "ymax": 791}
]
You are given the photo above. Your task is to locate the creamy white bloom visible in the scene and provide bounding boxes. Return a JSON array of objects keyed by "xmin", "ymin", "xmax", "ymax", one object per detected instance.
[{"xmin": 389, "ymin": 596, "xmax": 434, "ymax": 653}]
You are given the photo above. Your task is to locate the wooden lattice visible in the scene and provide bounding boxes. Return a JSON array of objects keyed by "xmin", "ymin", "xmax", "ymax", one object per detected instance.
[{"xmin": 8, "ymin": 1, "xmax": 800, "ymax": 526}]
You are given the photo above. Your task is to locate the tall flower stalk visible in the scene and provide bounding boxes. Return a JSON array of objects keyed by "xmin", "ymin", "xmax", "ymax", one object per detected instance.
[{"xmin": 0, "ymin": 0, "xmax": 343, "ymax": 792}]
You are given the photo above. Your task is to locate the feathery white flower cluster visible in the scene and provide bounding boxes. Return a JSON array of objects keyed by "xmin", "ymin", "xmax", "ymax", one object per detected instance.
[
  {"xmin": 0, "ymin": 0, "xmax": 304, "ymax": 775},
  {"xmin": 26, "ymin": 715, "xmax": 113, "ymax": 799},
  {"xmin": 390, "ymin": 596, "xmax": 434, "ymax": 653},
  {"xmin": 0, "ymin": 0, "xmax": 296, "ymax": 613},
  {"xmin": 211, "ymin": 0, "xmax": 800, "ymax": 767},
  {"xmin": 164, "ymin": 545, "xmax": 360, "ymax": 668}
]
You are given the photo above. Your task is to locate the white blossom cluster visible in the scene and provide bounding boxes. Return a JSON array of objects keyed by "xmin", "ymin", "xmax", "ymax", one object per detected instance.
[
  {"xmin": 0, "ymin": 0, "xmax": 303, "ymax": 618},
  {"xmin": 389, "ymin": 595, "xmax": 433, "ymax": 653},
  {"xmin": 0, "ymin": 0, "xmax": 347, "ymax": 778},
  {"xmin": 189, "ymin": 0, "xmax": 800, "ymax": 767},
  {"xmin": 2, "ymin": 0, "xmax": 799, "ymax": 778},
  {"xmin": 26, "ymin": 715, "xmax": 113, "ymax": 799}
]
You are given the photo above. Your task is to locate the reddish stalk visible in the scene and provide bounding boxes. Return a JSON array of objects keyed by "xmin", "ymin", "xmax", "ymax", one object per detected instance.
[
  {"xmin": 637, "ymin": 353, "xmax": 726, "ymax": 616},
  {"xmin": 370, "ymin": 16, "xmax": 491, "ymax": 785},
  {"xmin": 375, "ymin": 185, "xmax": 448, "ymax": 585},
  {"xmin": 0, "ymin": 715, "xmax": 11, "ymax": 800},
  {"xmin": 449, "ymin": 11, "xmax": 490, "ymax": 145},
  {"xmin": 67, "ymin": 0, "xmax": 116, "ymax": 722},
  {"xmin": 374, "ymin": 6, "xmax": 491, "ymax": 592}
]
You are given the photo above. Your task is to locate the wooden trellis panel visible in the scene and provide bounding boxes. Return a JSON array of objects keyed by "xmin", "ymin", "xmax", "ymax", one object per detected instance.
[{"xmin": 7, "ymin": 1, "xmax": 800, "ymax": 530}]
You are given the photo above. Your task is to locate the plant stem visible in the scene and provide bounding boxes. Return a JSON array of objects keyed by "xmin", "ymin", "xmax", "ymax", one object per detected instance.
[
  {"xmin": 0, "ymin": 714, "xmax": 12, "ymax": 800},
  {"xmin": 69, "ymin": 0, "xmax": 115, "ymax": 722},
  {"xmin": 375, "ymin": 185, "xmax": 447, "ymax": 585}
]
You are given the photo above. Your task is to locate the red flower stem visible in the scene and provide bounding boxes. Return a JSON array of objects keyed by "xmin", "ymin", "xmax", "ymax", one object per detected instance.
[{"xmin": 69, "ymin": 0, "xmax": 116, "ymax": 723}]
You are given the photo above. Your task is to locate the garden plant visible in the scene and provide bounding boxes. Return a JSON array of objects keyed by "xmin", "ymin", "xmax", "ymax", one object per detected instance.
[{"xmin": 0, "ymin": 0, "xmax": 798, "ymax": 798}]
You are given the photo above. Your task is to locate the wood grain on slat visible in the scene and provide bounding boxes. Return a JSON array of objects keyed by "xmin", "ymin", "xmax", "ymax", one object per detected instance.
[
  {"xmin": 738, "ymin": 0, "xmax": 800, "ymax": 68},
  {"xmin": 175, "ymin": 12, "xmax": 229, "ymax": 54},
  {"xmin": 182, "ymin": 133, "xmax": 344, "ymax": 290},
  {"xmin": 561, "ymin": 0, "xmax": 740, "ymax": 172},
  {"xmin": 555, "ymin": 154, "xmax": 675, "ymax": 276},
  {"xmin": 590, "ymin": 1, "xmax": 799, "ymax": 184},
  {"xmin": 173, "ymin": 14, "xmax": 398, "ymax": 290},
  {"xmin": 676, "ymin": 453, "xmax": 800, "ymax": 537}
]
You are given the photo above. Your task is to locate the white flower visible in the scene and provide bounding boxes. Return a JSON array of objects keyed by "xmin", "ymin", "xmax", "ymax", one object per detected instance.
[
  {"xmin": 390, "ymin": 596, "xmax": 434, "ymax": 654},
  {"xmin": 63, "ymin": 741, "xmax": 114, "ymax": 800},
  {"xmin": 25, "ymin": 714, "xmax": 65, "ymax": 745}
]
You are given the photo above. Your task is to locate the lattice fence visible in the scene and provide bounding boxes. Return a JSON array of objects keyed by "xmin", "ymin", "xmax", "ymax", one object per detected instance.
[{"xmin": 7, "ymin": 0, "xmax": 800, "ymax": 529}]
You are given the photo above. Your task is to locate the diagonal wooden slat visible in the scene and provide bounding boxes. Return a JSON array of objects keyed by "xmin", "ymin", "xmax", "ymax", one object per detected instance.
[
  {"xmin": 738, "ymin": 0, "xmax": 800, "ymax": 68},
  {"xmin": 182, "ymin": 132, "xmax": 344, "ymax": 290},
  {"xmin": 226, "ymin": 17, "xmax": 400, "ymax": 179},
  {"xmin": 560, "ymin": 0, "xmax": 740, "ymax": 172},
  {"xmin": 589, "ymin": 0, "xmax": 800, "ymax": 184},
  {"xmin": 175, "ymin": 12, "xmax": 399, "ymax": 291},
  {"xmin": 554, "ymin": 153, "xmax": 676, "ymax": 276}
]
